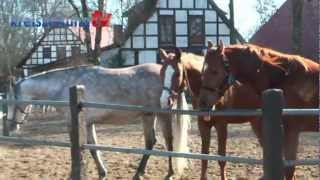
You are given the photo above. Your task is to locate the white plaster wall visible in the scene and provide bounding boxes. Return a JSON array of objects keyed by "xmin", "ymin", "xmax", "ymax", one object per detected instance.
[
  {"xmin": 148, "ymin": 13, "xmax": 158, "ymax": 22},
  {"xmin": 122, "ymin": 50, "xmax": 135, "ymax": 65},
  {"xmin": 124, "ymin": 38, "xmax": 131, "ymax": 48},
  {"xmin": 168, "ymin": 0, "xmax": 180, "ymax": 8},
  {"xmin": 176, "ymin": 36, "xmax": 188, "ymax": 47},
  {"xmin": 189, "ymin": 10, "xmax": 203, "ymax": 15},
  {"xmin": 205, "ymin": 23, "xmax": 217, "ymax": 35},
  {"xmin": 146, "ymin": 23, "xmax": 157, "ymax": 35},
  {"xmin": 176, "ymin": 10, "xmax": 187, "ymax": 22},
  {"xmin": 100, "ymin": 48, "xmax": 120, "ymax": 66},
  {"xmin": 139, "ymin": 50, "xmax": 157, "ymax": 64},
  {"xmin": 157, "ymin": 0, "xmax": 167, "ymax": 8},
  {"xmin": 133, "ymin": 25, "xmax": 144, "ymax": 35},
  {"xmin": 146, "ymin": 37, "xmax": 158, "ymax": 48},
  {"xmin": 205, "ymin": 10, "xmax": 217, "ymax": 22},
  {"xmin": 219, "ymin": 24, "xmax": 230, "ymax": 34},
  {"xmin": 132, "ymin": 36, "xmax": 144, "ymax": 48},
  {"xmin": 182, "ymin": 0, "xmax": 193, "ymax": 8},
  {"xmin": 159, "ymin": 10, "xmax": 174, "ymax": 15},
  {"xmin": 176, "ymin": 24, "xmax": 188, "ymax": 35},
  {"xmin": 195, "ymin": 0, "xmax": 207, "ymax": 8}
]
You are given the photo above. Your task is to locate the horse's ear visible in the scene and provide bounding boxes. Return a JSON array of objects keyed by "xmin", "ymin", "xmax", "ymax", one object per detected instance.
[
  {"xmin": 218, "ymin": 40, "xmax": 224, "ymax": 53},
  {"xmin": 207, "ymin": 41, "xmax": 213, "ymax": 49},
  {"xmin": 173, "ymin": 47, "xmax": 182, "ymax": 62},
  {"xmin": 159, "ymin": 48, "xmax": 169, "ymax": 62}
]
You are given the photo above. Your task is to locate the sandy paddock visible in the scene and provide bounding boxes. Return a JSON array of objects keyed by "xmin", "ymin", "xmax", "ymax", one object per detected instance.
[{"xmin": 0, "ymin": 111, "xmax": 319, "ymax": 180}]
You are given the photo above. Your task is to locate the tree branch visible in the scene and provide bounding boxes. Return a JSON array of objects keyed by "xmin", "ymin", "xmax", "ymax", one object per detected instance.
[{"xmin": 67, "ymin": 0, "xmax": 81, "ymax": 17}]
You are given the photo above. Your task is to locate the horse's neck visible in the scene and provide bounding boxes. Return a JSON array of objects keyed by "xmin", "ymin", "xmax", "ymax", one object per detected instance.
[
  {"xmin": 181, "ymin": 54, "xmax": 203, "ymax": 97},
  {"xmin": 225, "ymin": 47, "xmax": 260, "ymax": 84}
]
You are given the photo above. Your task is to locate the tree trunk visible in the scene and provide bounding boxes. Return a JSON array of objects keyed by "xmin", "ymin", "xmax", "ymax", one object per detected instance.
[
  {"xmin": 80, "ymin": 0, "xmax": 95, "ymax": 63},
  {"xmin": 92, "ymin": 0, "xmax": 105, "ymax": 65},
  {"xmin": 291, "ymin": 0, "xmax": 304, "ymax": 54},
  {"xmin": 229, "ymin": 0, "xmax": 236, "ymax": 44}
]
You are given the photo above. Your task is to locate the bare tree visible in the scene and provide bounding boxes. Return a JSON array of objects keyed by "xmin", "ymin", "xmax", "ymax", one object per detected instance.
[
  {"xmin": 256, "ymin": 0, "xmax": 277, "ymax": 26},
  {"xmin": 0, "ymin": 0, "xmax": 72, "ymax": 90},
  {"xmin": 244, "ymin": 0, "xmax": 277, "ymax": 40}
]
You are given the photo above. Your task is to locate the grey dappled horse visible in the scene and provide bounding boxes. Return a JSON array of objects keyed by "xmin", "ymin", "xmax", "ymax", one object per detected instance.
[{"xmin": 7, "ymin": 64, "xmax": 190, "ymax": 180}]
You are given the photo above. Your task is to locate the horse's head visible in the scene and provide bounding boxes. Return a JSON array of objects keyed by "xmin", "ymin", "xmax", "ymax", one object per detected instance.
[
  {"xmin": 200, "ymin": 40, "xmax": 233, "ymax": 121},
  {"xmin": 159, "ymin": 47, "xmax": 186, "ymax": 108}
]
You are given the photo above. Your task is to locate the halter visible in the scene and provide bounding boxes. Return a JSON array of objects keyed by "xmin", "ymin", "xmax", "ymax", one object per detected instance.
[
  {"xmin": 162, "ymin": 64, "xmax": 191, "ymax": 97},
  {"xmin": 201, "ymin": 53, "xmax": 236, "ymax": 96}
]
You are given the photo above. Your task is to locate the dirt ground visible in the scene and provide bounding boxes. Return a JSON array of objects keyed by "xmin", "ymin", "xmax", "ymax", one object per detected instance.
[{"xmin": 0, "ymin": 111, "xmax": 319, "ymax": 180}]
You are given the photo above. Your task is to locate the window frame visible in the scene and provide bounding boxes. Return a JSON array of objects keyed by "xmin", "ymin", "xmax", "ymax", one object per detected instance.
[
  {"xmin": 158, "ymin": 15, "xmax": 175, "ymax": 47},
  {"xmin": 188, "ymin": 15, "xmax": 205, "ymax": 47}
]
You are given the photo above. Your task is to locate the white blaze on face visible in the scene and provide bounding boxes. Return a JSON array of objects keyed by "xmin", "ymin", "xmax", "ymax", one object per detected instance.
[{"xmin": 160, "ymin": 65, "xmax": 175, "ymax": 108}]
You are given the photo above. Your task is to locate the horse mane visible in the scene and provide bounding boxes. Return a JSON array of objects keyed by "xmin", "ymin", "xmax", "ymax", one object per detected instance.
[
  {"xmin": 238, "ymin": 44, "xmax": 319, "ymax": 75},
  {"xmin": 180, "ymin": 52, "xmax": 204, "ymax": 71}
]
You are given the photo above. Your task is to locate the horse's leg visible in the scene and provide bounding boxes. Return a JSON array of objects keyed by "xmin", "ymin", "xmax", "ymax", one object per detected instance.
[
  {"xmin": 283, "ymin": 129, "xmax": 299, "ymax": 180},
  {"xmin": 250, "ymin": 119, "xmax": 263, "ymax": 145},
  {"xmin": 87, "ymin": 123, "xmax": 107, "ymax": 180},
  {"xmin": 133, "ymin": 114, "xmax": 156, "ymax": 180},
  {"xmin": 215, "ymin": 122, "xmax": 228, "ymax": 180},
  {"xmin": 250, "ymin": 119, "xmax": 265, "ymax": 179},
  {"xmin": 158, "ymin": 114, "xmax": 174, "ymax": 179},
  {"xmin": 198, "ymin": 119, "xmax": 211, "ymax": 180}
]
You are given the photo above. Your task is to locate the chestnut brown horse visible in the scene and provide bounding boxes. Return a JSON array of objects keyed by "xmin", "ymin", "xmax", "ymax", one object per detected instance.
[
  {"xmin": 200, "ymin": 41, "xmax": 319, "ymax": 180},
  {"xmin": 159, "ymin": 48, "xmax": 262, "ymax": 180}
]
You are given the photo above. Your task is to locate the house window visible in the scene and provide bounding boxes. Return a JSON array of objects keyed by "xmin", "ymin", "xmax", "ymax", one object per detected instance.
[
  {"xmin": 188, "ymin": 15, "xmax": 204, "ymax": 46},
  {"xmin": 57, "ymin": 47, "xmax": 66, "ymax": 60},
  {"xmin": 43, "ymin": 47, "xmax": 51, "ymax": 58},
  {"xmin": 159, "ymin": 15, "xmax": 175, "ymax": 46},
  {"xmin": 71, "ymin": 46, "xmax": 80, "ymax": 56}
]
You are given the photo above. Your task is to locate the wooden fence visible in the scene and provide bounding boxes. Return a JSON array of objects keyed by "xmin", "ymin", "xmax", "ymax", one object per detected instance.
[{"xmin": 0, "ymin": 86, "xmax": 319, "ymax": 180}]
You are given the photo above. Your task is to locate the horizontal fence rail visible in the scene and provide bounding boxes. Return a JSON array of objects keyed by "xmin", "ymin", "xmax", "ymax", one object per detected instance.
[
  {"xmin": 0, "ymin": 99, "xmax": 318, "ymax": 117},
  {"xmin": 0, "ymin": 136, "xmax": 318, "ymax": 166},
  {"xmin": 0, "ymin": 99, "xmax": 69, "ymax": 107}
]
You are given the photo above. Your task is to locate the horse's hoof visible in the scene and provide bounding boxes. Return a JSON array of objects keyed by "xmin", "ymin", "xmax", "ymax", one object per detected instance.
[
  {"xmin": 98, "ymin": 170, "xmax": 107, "ymax": 180},
  {"xmin": 164, "ymin": 175, "xmax": 173, "ymax": 180},
  {"xmin": 133, "ymin": 174, "xmax": 143, "ymax": 180}
]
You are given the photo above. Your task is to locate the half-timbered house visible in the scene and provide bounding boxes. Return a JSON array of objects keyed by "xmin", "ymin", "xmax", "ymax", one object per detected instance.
[{"xmin": 101, "ymin": 0, "xmax": 245, "ymax": 66}]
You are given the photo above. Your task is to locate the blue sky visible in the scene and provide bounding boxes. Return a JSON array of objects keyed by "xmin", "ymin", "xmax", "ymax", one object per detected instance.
[{"xmin": 106, "ymin": 0, "xmax": 286, "ymax": 40}]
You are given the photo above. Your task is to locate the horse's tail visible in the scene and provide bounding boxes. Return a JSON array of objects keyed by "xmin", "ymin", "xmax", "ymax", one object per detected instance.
[{"xmin": 172, "ymin": 92, "xmax": 190, "ymax": 175}]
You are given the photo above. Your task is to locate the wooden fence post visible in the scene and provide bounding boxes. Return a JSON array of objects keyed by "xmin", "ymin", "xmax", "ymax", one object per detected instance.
[
  {"xmin": 1, "ymin": 93, "xmax": 9, "ymax": 136},
  {"xmin": 69, "ymin": 85, "xmax": 88, "ymax": 180},
  {"xmin": 262, "ymin": 89, "xmax": 284, "ymax": 180}
]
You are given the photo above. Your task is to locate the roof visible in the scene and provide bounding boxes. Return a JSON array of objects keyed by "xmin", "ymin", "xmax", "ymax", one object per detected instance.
[
  {"xmin": 122, "ymin": 0, "xmax": 158, "ymax": 42},
  {"xmin": 122, "ymin": 0, "xmax": 246, "ymax": 45},
  {"xmin": 249, "ymin": 0, "xmax": 319, "ymax": 60}
]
